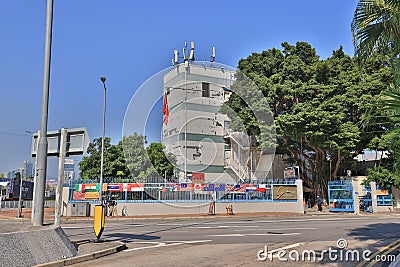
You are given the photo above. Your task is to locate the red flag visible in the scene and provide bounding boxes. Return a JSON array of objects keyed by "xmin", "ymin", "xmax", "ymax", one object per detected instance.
[{"xmin": 163, "ymin": 92, "xmax": 169, "ymax": 125}]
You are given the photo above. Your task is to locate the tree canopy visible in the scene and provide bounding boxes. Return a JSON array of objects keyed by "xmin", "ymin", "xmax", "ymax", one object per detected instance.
[
  {"xmin": 224, "ymin": 41, "xmax": 393, "ymax": 196},
  {"xmin": 79, "ymin": 133, "xmax": 176, "ymax": 182},
  {"xmin": 79, "ymin": 137, "xmax": 129, "ymax": 179}
]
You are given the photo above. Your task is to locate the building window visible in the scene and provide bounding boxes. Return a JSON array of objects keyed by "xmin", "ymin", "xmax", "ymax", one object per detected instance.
[{"xmin": 202, "ymin": 83, "xmax": 210, "ymax": 97}]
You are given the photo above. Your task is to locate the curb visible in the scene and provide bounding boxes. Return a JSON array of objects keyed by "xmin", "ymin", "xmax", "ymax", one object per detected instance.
[{"xmin": 34, "ymin": 241, "xmax": 127, "ymax": 267}]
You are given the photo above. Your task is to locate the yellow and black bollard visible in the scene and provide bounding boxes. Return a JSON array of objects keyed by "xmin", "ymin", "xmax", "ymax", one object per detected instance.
[{"xmin": 93, "ymin": 204, "xmax": 105, "ymax": 242}]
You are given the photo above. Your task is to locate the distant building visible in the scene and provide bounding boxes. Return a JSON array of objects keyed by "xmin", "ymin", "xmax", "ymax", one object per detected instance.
[
  {"xmin": 22, "ymin": 160, "xmax": 34, "ymax": 178},
  {"xmin": 64, "ymin": 158, "xmax": 75, "ymax": 181},
  {"xmin": 6, "ymin": 161, "xmax": 34, "ymax": 179}
]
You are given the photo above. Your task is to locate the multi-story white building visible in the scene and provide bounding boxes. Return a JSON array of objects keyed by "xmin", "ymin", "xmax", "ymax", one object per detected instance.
[{"xmin": 162, "ymin": 60, "xmax": 253, "ymax": 184}]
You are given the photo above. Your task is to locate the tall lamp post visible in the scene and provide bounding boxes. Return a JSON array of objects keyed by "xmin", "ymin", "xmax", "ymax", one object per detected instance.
[
  {"xmin": 33, "ymin": 0, "xmax": 54, "ymax": 226},
  {"xmin": 99, "ymin": 77, "xmax": 107, "ymax": 203}
]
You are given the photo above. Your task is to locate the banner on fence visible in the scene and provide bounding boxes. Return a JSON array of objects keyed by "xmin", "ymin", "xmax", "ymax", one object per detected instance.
[
  {"xmin": 127, "ymin": 183, "xmax": 145, "ymax": 192},
  {"xmin": 192, "ymin": 173, "xmax": 205, "ymax": 184},
  {"xmin": 85, "ymin": 191, "xmax": 99, "ymax": 199},
  {"xmin": 272, "ymin": 185, "xmax": 297, "ymax": 200}
]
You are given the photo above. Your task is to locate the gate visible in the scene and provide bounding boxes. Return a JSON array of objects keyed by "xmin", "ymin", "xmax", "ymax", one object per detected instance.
[
  {"xmin": 361, "ymin": 185, "xmax": 373, "ymax": 212},
  {"xmin": 328, "ymin": 180, "xmax": 354, "ymax": 212}
]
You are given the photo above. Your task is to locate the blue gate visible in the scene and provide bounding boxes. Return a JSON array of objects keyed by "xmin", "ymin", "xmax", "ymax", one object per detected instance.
[
  {"xmin": 328, "ymin": 180, "xmax": 354, "ymax": 212},
  {"xmin": 376, "ymin": 186, "xmax": 393, "ymax": 207},
  {"xmin": 361, "ymin": 185, "xmax": 373, "ymax": 212}
]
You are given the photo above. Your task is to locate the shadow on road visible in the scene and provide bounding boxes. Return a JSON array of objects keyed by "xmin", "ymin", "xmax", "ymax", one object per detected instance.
[
  {"xmin": 104, "ymin": 232, "xmax": 160, "ymax": 243},
  {"xmin": 348, "ymin": 223, "xmax": 400, "ymax": 242}
]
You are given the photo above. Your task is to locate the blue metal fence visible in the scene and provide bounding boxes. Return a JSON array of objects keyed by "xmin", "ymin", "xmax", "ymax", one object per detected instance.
[{"xmin": 328, "ymin": 180, "xmax": 354, "ymax": 212}]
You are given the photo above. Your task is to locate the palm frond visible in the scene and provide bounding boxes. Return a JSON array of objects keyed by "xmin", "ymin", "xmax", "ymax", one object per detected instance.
[{"xmin": 352, "ymin": 0, "xmax": 400, "ymax": 58}]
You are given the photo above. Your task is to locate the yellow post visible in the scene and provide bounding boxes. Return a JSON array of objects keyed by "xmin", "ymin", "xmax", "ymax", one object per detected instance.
[{"xmin": 94, "ymin": 204, "xmax": 105, "ymax": 241}]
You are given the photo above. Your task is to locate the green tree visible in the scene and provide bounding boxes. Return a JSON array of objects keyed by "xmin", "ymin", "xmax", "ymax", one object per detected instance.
[
  {"xmin": 146, "ymin": 142, "xmax": 176, "ymax": 179},
  {"xmin": 79, "ymin": 137, "xmax": 129, "ymax": 179},
  {"xmin": 225, "ymin": 42, "xmax": 391, "ymax": 198},
  {"xmin": 122, "ymin": 133, "xmax": 151, "ymax": 181},
  {"xmin": 122, "ymin": 132, "xmax": 176, "ymax": 181},
  {"xmin": 352, "ymin": 0, "xmax": 400, "ymax": 187}
]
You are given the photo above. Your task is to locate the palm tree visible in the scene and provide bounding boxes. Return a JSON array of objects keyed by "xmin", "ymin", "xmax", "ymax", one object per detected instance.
[
  {"xmin": 351, "ymin": 0, "xmax": 400, "ymax": 59},
  {"xmin": 352, "ymin": 0, "xmax": 400, "ymax": 186},
  {"xmin": 352, "ymin": 0, "xmax": 400, "ymax": 112}
]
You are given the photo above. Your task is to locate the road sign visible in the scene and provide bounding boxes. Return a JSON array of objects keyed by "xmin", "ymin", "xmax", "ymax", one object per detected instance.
[{"xmin": 31, "ymin": 127, "xmax": 89, "ymax": 157}]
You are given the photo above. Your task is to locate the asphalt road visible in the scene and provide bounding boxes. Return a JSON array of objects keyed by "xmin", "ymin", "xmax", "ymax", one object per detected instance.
[{"xmin": 62, "ymin": 214, "xmax": 400, "ymax": 267}]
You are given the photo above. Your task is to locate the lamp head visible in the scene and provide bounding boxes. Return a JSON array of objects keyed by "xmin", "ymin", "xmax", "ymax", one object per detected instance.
[{"xmin": 100, "ymin": 77, "xmax": 106, "ymax": 83}]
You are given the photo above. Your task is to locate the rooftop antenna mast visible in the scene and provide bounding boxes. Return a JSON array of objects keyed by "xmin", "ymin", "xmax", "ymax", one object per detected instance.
[
  {"xmin": 210, "ymin": 46, "xmax": 216, "ymax": 68},
  {"xmin": 172, "ymin": 41, "xmax": 196, "ymax": 66}
]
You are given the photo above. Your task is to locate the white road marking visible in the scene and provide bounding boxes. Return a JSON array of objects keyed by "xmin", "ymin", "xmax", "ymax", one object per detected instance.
[
  {"xmin": 203, "ymin": 217, "xmax": 364, "ymax": 225},
  {"xmin": 124, "ymin": 240, "xmax": 212, "ymax": 252},
  {"xmin": 155, "ymin": 223, "xmax": 185, "ymax": 226},
  {"xmin": 208, "ymin": 232, "xmax": 302, "ymax": 237},
  {"xmin": 168, "ymin": 240, "xmax": 212, "ymax": 244},
  {"xmin": 234, "ymin": 227, "xmax": 316, "ymax": 231},
  {"xmin": 124, "ymin": 243, "xmax": 167, "ymax": 252},
  {"xmin": 208, "ymin": 234, "xmax": 245, "ymax": 237},
  {"xmin": 248, "ymin": 232, "xmax": 301, "ymax": 236},
  {"xmin": 196, "ymin": 225, "xmax": 259, "ymax": 229}
]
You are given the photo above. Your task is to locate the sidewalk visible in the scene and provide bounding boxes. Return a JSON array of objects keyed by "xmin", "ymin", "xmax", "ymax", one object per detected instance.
[{"xmin": 1, "ymin": 206, "xmax": 399, "ymax": 223}]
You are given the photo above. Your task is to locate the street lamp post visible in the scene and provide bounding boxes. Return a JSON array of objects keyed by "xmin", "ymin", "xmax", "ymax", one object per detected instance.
[
  {"xmin": 99, "ymin": 77, "xmax": 107, "ymax": 203},
  {"xmin": 33, "ymin": 0, "xmax": 54, "ymax": 226}
]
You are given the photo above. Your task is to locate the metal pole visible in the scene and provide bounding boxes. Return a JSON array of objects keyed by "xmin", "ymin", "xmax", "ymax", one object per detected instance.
[
  {"xmin": 55, "ymin": 128, "xmax": 67, "ymax": 226},
  {"xmin": 184, "ymin": 64, "xmax": 187, "ymax": 183},
  {"xmin": 17, "ymin": 173, "xmax": 23, "ymax": 218},
  {"xmin": 32, "ymin": 0, "xmax": 53, "ymax": 226},
  {"xmin": 100, "ymin": 77, "xmax": 107, "ymax": 203}
]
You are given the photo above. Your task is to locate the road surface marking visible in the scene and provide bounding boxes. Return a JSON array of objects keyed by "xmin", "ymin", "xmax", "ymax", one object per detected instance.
[
  {"xmin": 169, "ymin": 240, "xmax": 212, "ymax": 244},
  {"xmin": 248, "ymin": 232, "xmax": 301, "ymax": 236},
  {"xmin": 234, "ymin": 227, "xmax": 316, "ymax": 231},
  {"xmin": 124, "ymin": 240, "xmax": 212, "ymax": 252},
  {"xmin": 196, "ymin": 225, "xmax": 259, "ymax": 229},
  {"xmin": 208, "ymin": 234, "xmax": 245, "ymax": 237},
  {"xmin": 155, "ymin": 223, "xmax": 185, "ymax": 226},
  {"xmin": 357, "ymin": 239, "xmax": 400, "ymax": 267}
]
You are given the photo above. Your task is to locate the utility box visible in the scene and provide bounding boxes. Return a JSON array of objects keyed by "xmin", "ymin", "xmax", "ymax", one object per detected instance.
[{"xmin": 68, "ymin": 203, "xmax": 90, "ymax": 216}]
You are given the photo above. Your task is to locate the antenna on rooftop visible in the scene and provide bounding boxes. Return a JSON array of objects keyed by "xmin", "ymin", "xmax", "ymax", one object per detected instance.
[
  {"xmin": 172, "ymin": 49, "xmax": 179, "ymax": 65},
  {"xmin": 183, "ymin": 42, "xmax": 188, "ymax": 62},
  {"xmin": 189, "ymin": 41, "xmax": 195, "ymax": 61},
  {"xmin": 210, "ymin": 46, "xmax": 216, "ymax": 62}
]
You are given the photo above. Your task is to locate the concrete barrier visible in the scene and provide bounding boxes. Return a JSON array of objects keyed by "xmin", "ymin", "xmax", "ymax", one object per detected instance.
[{"xmin": 0, "ymin": 226, "xmax": 77, "ymax": 266}]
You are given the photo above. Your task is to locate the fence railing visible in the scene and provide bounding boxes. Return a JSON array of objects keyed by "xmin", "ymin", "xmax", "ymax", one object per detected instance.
[
  {"xmin": 68, "ymin": 181, "xmax": 298, "ymax": 203},
  {"xmin": 0, "ymin": 200, "xmax": 55, "ymax": 210}
]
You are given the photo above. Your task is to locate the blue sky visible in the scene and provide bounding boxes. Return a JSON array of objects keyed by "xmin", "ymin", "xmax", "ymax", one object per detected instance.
[{"xmin": 0, "ymin": 1, "xmax": 358, "ymax": 177}]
